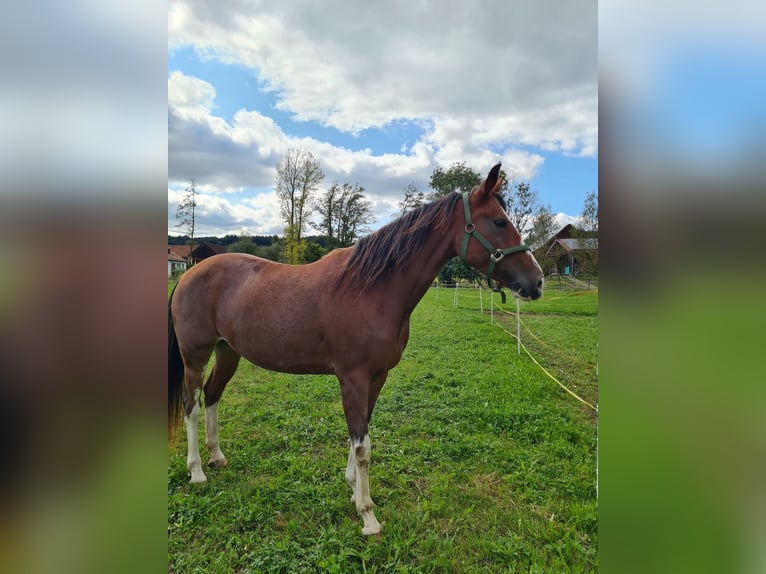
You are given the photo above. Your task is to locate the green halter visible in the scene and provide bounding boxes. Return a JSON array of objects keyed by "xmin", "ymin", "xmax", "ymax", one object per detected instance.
[{"xmin": 459, "ymin": 191, "xmax": 530, "ymax": 303}]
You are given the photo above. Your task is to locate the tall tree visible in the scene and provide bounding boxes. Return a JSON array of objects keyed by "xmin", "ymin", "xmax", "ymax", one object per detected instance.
[
  {"xmin": 336, "ymin": 183, "xmax": 374, "ymax": 247},
  {"xmin": 580, "ymin": 190, "xmax": 598, "ymax": 233},
  {"xmin": 176, "ymin": 178, "xmax": 198, "ymax": 265},
  {"xmin": 275, "ymin": 148, "xmax": 324, "ymax": 263},
  {"xmin": 527, "ymin": 203, "xmax": 558, "ymax": 248},
  {"xmin": 502, "ymin": 181, "xmax": 540, "ymax": 242},
  {"xmin": 528, "ymin": 204, "xmax": 559, "ymax": 276},
  {"xmin": 313, "ymin": 182, "xmax": 374, "ymax": 248},
  {"xmin": 397, "ymin": 182, "xmax": 425, "ymax": 215},
  {"xmin": 314, "ymin": 182, "xmax": 340, "ymax": 242},
  {"xmin": 428, "ymin": 162, "xmax": 482, "ymax": 199},
  {"xmin": 282, "ymin": 223, "xmax": 306, "ymax": 265},
  {"xmin": 576, "ymin": 190, "xmax": 599, "ymax": 284}
]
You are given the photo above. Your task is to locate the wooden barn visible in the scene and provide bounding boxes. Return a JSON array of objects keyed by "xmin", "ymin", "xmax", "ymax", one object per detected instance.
[
  {"xmin": 191, "ymin": 242, "xmax": 227, "ymax": 263},
  {"xmin": 532, "ymin": 224, "xmax": 598, "ymax": 276}
]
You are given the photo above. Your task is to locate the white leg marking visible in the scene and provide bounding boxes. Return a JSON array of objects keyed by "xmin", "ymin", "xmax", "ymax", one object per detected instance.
[
  {"xmin": 185, "ymin": 399, "xmax": 207, "ymax": 484},
  {"xmin": 345, "ymin": 444, "xmax": 357, "ymax": 500},
  {"xmin": 204, "ymin": 402, "xmax": 228, "ymax": 468},
  {"xmin": 352, "ymin": 435, "xmax": 381, "ymax": 535}
]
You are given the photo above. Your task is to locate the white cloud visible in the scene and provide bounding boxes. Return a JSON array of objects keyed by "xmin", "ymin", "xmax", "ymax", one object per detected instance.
[
  {"xmin": 554, "ymin": 212, "xmax": 580, "ymax": 229},
  {"xmin": 169, "ymin": 0, "xmax": 597, "ymax": 154},
  {"xmin": 168, "ymin": 0, "xmax": 597, "ymax": 235}
]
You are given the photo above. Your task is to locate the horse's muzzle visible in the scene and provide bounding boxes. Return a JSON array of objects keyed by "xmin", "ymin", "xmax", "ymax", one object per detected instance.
[{"xmin": 511, "ymin": 277, "xmax": 544, "ymax": 301}]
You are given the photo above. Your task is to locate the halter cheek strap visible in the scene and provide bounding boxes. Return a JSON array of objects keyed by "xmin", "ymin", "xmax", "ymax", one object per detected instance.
[{"xmin": 459, "ymin": 191, "xmax": 530, "ymax": 303}]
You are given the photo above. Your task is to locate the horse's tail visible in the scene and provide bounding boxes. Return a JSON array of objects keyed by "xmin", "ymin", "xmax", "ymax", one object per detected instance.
[{"xmin": 168, "ymin": 284, "xmax": 185, "ymax": 441}]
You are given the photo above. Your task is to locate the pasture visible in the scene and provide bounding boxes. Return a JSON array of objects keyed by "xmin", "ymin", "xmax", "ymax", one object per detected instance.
[{"xmin": 168, "ymin": 281, "xmax": 598, "ymax": 573}]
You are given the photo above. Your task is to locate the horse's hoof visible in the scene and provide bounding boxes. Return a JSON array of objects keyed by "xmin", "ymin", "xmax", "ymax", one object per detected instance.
[
  {"xmin": 189, "ymin": 473, "xmax": 208, "ymax": 484},
  {"xmin": 208, "ymin": 457, "xmax": 228, "ymax": 468},
  {"xmin": 362, "ymin": 523, "xmax": 382, "ymax": 536}
]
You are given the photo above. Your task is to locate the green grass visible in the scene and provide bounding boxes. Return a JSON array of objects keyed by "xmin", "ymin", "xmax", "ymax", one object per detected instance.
[
  {"xmin": 446, "ymin": 284, "xmax": 598, "ymax": 411},
  {"xmin": 168, "ymin": 282, "xmax": 598, "ymax": 573}
]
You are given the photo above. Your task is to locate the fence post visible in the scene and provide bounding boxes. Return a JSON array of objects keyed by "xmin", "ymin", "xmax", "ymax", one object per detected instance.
[
  {"xmin": 479, "ymin": 285, "xmax": 483, "ymax": 314},
  {"xmin": 453, "ymin": 282, "xmax": 458, "ymax": 307},
  {"xmin": 490, "ymin": 291, "xmax": 494, "ymax": 324},
  {"xmin": 516, "ymin": 298, "xmax": 521, "ymax": 355},
  {"xmin": 435, "ymin": 281, "xmax": 439, "ymax": 304}
]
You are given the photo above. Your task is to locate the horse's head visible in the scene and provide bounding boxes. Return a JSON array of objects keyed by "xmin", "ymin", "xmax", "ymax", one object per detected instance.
[{"xmin": 457, "ymin": 163, "xmax": 544, "ymax": 301}]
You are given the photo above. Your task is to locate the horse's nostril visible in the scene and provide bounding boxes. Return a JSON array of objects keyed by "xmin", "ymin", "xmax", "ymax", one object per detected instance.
[{"xmin": 537, "ymin": 279, "xmax": 543, "ymax": 289}]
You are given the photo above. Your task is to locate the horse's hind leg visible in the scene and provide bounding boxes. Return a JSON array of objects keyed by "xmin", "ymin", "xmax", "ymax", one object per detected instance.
[
  {"xmin": 203, "ymin": 341, "xmax": 241, "ymax": 469},
  {"xmin": 183, "ymin": 364, "xmax": 208, "ymax": 484}
]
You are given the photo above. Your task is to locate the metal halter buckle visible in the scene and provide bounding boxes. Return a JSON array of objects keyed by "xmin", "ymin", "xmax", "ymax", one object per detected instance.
[
  {"xmin": 464, "ymin": 223, "xmax": 475, "ymax": 234},
  {"xmin": 490, "ymin": 249, "xmax": 505, "ymax": 263}
]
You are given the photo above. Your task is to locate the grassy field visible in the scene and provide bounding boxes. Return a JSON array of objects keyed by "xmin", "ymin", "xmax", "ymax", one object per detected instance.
[{"xmin": 168, "ymin": 282, "xmax": 598, "ymax": 573}]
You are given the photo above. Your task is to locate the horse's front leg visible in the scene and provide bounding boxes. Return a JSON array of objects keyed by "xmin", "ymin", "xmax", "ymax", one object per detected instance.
[
  {"xmin": 338, "ymin": 370, "xmax": 382, "ymax": 536},
  {"xmin": 350, "ymin": 434, "xmax": 380, "ymax": 535}
]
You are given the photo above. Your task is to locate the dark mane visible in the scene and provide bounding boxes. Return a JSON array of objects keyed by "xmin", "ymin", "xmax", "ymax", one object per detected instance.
[{"xmin": 338, "ymin": 192, "xmax": 462, "ymax": 290}]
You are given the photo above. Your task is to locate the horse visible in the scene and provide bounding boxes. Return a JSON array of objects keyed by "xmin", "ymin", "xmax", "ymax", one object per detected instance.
[{"xmin": 168, "ymin": 163, "xmax": 544, "ymax": 535}]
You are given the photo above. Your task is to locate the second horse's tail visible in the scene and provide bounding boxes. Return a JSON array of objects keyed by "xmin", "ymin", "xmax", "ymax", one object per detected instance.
[{"xmin": 168, "ymin": 285, "xmax": 185, "ymax": 441}]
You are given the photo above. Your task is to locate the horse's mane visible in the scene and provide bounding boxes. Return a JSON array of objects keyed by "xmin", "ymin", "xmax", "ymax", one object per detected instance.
[{"xmin": 337, "ymin": 192, "xmax": 462, "ymax": 291}]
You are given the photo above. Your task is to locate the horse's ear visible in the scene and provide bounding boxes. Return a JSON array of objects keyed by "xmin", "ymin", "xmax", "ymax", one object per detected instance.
[{"xmin": 480, "ymin": 163, "xmax": 503, "ymax": 197}]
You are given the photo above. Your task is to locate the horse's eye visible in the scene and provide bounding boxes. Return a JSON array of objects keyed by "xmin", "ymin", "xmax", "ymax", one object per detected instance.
[{"xmin": 494, "ymin": 218, "xmax": 507, "ymax": 228}]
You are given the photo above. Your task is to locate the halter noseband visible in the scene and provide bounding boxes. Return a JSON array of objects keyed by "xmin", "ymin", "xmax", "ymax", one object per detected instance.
[{"xmin": 459, "ymin": 191, "xmax": 530, "ymax": 303}]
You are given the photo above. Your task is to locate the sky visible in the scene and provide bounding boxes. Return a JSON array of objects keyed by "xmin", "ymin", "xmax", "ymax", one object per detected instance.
[{"xmin": 168, "ymin": 0, "xmax": 598, "ymax": 237}]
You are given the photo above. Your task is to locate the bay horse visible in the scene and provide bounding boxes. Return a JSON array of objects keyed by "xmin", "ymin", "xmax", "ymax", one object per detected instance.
[{"xmin": 168, "ymin": 163, "xmax": 543, "ymax": 535}]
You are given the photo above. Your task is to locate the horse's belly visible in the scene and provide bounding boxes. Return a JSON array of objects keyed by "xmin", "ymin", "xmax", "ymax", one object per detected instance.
[{"xmin": 236, "ymin": 335, "xmax": 334, "ymax": 375}]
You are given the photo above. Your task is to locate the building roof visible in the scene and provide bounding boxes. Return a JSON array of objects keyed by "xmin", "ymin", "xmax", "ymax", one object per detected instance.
[
  {"xmin": 168, "ymin": 244, "xmax": 192, "ymax": 258},
  {"xmin": 545, "ymin": 237, "xmax": 598, "ymax": 255},
  {"xmin": 530, "ymin": 224, "xmax": 580, "ymax": 252},
  {"xmin": 168, "ymin": 250, "xmax": 187, "ymax": 263},
  {"xmin": 192, "ymin": 242, "xmax": 227, "ymax": 256}
]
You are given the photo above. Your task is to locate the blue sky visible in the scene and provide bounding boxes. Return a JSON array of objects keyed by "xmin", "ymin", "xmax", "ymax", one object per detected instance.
[
  {"xmin": 633, "ymin": 48, "xmax": 766, "ymax": 169},
  {"xmin": 168, "ymin": 0, "xmax": 597, "ymax": 237},
  {"xmin": 598, "ymin": 0, "xmax": 766, "ymax": 187}
]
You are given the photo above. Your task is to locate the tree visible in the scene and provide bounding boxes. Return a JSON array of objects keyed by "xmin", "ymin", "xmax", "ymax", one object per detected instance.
[
  {"xmin": 502, "ymin": 181, "xmax": 540, "ymax": 242},
  {"xmin": 397, "ymin": 182, "xmax": 425, "ymax": 215},
  {"xmin": 227, "ymin": 235, "xmax": 258, "ymax": 256},
  {"xmin": 282, "ymin": 224, "xmax": 306, "ymax": 265},
  {"xmin": 176, "ymin": 178, "xmax": 198, "ymax": 265},
  {"xmin": 428, "ymin": 163, "xmax": 483, "ymax": 282},
  {"xmin": 313, "ymin": 182, "xmax": 374, "ymax": 248},
  {"xmin": 336, "ymin": 184, "xmax": 374, "ymax": 247},
  {"xmin": 527, "ymin": 204, "xmax": 559, "ymax": 276},
  {"xmin": 580, "ymin": 190, "xmax": 598, "ymax": 233},
  {"xmin": 314, "ymin": 182, "xmax": 340, "ymax": 244},
  {"xmin": 527, "ymin": 204, "xmax": 558, "ymax": 248},
  {"xmin": 428, "ymin": 161, "xmax": 482, "ymax": 199},
  {"xmin": 437, "ymin": 257, "xmax": 481, "ymax": 284},
  {"xmin": 576, "ymin": 191, "xmax": 599, "ymax": 285},
  {"xmin": 275, "ymin": 148, "xmax": 324, "ymax": 264},
  {"xmin": 301, "ymin": 240, "xmax": 326, "ymax": 264}
]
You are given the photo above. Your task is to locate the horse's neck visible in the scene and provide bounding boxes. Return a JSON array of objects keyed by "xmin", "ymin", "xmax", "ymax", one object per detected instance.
[{"xmin": 390, "ymin": 228, "xmax": 457, "ymax": 314}]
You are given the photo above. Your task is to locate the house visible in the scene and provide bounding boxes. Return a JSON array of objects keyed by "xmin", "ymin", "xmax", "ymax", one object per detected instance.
[
  {"xmin": 167, "ymin": 242, "xmax": 228, "ymax": 277},
  {"xmin": 532, "ymin": 224, "xmax": 598, "ymax": 276},
  {"xmin": 167, "ymin": 247, "xmax": 188, "ymax": 278}
]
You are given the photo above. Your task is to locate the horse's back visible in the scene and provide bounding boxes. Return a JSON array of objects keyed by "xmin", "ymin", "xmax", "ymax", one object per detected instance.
[{"xmin": 172, "ymin": 252, "xmax": 349, "ymax": 372}]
